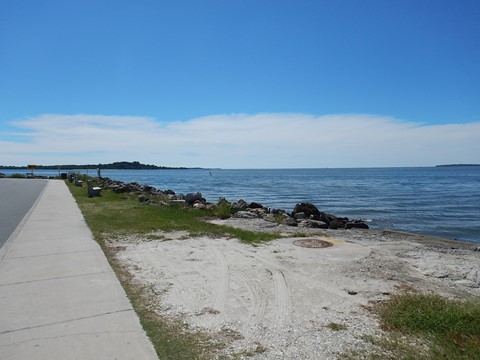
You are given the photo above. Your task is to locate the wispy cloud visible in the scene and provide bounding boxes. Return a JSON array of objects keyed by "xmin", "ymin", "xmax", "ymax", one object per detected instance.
[{"xmin": 1, "ymin": 113, "xmax": 479, "ymax": 168}]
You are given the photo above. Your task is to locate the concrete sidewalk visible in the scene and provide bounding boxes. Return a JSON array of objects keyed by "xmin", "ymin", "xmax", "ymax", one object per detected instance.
[{"xmin": 0, "ymin": 180, "xmax": 158, "ymax": 359}]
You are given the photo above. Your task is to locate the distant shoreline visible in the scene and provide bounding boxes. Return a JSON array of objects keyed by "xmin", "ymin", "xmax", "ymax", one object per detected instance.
[
  {"xmin": 435, "ymin": 164, "xmax": 480, "ymax": 167},
  {"xmin": 0, "ymin": 161, "xmax": 203, "ymax": 171}
]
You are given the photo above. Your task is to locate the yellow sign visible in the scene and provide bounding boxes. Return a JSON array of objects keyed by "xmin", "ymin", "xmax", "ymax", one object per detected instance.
[{"xmin": 27, "ymin": 165, "xmax": 37, "ymax": 169}]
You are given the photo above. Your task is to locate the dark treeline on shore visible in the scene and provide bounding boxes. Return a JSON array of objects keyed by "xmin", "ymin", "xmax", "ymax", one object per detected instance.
[
  {"xmin": 0, "ymin": 161, "xmax": 199, "ymax": 170},
  {"xmin": 435, "ymin": 164, "xmax": 480, "ymax": 167}
]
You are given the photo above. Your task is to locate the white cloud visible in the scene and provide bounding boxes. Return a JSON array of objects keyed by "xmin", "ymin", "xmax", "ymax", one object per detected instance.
[{"xmin": 1, "ymin": 113, "xmax": 479, "ymax": 168}]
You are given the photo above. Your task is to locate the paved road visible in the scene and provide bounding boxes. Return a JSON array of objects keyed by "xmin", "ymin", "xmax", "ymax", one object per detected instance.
[{"xmin": 0, "ymin": 179, "xmax": 48, "ymax": 249}]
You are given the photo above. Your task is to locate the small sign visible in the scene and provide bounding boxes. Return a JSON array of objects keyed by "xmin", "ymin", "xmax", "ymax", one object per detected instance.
[{"xmin": 27, "ymin": 165, "xmax": 37, "ymax": 170}]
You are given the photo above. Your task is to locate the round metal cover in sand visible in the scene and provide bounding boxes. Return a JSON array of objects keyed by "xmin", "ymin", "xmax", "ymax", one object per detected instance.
[{"xmin": 293, "ymin": 238, "xmax": 333, "ymax": 248}]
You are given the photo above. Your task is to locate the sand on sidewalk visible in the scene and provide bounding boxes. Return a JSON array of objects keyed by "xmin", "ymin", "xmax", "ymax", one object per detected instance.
[{"xmin": 108, "ymin": 218, "xmax": 480, "ymax": 359}]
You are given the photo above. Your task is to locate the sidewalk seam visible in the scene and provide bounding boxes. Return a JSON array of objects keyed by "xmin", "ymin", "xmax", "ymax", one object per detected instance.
[
  {"xmin": 0, "ymin": 308, "xmax": 134, "ymax": 335},
  {"xmin": 4, "ymin": 249, "xmax": 100, "ymax": 260},
  {"xmin": 0, "ymin": 270, "xmax": 114, "ymax": 287},
  {"xmin": 1, "ymin": 330, "xmax": 146, "ymax": 349}
]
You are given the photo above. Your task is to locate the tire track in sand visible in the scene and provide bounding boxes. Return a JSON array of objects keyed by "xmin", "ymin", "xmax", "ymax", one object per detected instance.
[
  {"xmin": 151, "ymin": 254, "xmax": 205, "ymax": 311},
  {"xmin": 210, "ymin": 246, "xmax": 230, "ymax": 312},
  {"xmin": 271, "ymin": 269, "xmax": 289, "ymax": 326},
  {"xmin": 231, "ymin": 246, "xmax": 290, "ymax": 327},
  {"xmin": 236, "ymin": 272, "xmax": 269, "ymax": 339}
]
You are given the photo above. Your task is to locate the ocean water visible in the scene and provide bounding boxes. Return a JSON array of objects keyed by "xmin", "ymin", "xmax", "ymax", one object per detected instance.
[{"xmin": 3, "ymin": 167, "xmax": 479, "ymax": 243}]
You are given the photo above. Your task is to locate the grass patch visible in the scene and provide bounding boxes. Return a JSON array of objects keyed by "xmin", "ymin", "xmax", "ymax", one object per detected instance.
[
  {"xmin": 340, "ymin": 333, "xmax": 431, "ymax": 360},
  {"xmin": 379, "ymin": 293, "xmax": 480, "ymax": 359},
  {"xmin": 66, "ymin": 180, "xmax": 282, "ymax": 359},
  {"xmin": 67, "ymin": 180, "xmax": 279, "ymax": 245},
  {"xmin": 144, "ymin": 234, "xmax": 166, "ymax": 241},
  {"xmin": 327, "ymin": 322, "xmax": 348, "ymax": 331},
  {"xmin": 341, "ymin": 292, "xmax": 480, "ymax": 360},
  {"xmin": 7, "ymin": 173, "xmax": 26, "ymax": 178}
]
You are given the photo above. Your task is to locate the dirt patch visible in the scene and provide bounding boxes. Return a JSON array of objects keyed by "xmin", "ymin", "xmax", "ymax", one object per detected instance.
[
  {"xmin": 107, "ymin": 221, "xmax": 480, "ymax": 359},
  {"xmin": 293, "ymin": 238, "xmax": 333, "ymax": 248}
]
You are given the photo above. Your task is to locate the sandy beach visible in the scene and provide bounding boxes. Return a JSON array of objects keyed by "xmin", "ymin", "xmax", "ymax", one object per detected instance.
[{"xmin": 108, "ymin": 218, "xmax": 480, "ymax": 359}]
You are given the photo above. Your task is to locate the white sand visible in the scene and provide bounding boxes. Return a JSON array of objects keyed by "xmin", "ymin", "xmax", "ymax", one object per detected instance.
[{"xmin": 108, "ymin": 219, "xmax": 480, "ymax": 359}]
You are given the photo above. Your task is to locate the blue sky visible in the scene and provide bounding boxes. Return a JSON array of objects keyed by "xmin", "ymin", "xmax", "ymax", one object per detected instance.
[{"xmin": 1, "ymin": 0, "xmax": 479, "ymax": 168}]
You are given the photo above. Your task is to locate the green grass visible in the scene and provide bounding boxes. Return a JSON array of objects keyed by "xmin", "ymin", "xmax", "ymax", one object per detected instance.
[
  {"xmin": 341, "ymin": 292, "xmax": 480, "ymax": 360},
  {"xmin": 7, "ymin": 173, "xmax": 26, "ymax": 178},
  {"xmin": 66, "ymin": 179, "xmax": 281, "ymax": 359},
  {"xmin": 67, "ymin": 180, "xmax": 279, "ymax": 245},
  {"xmin": 379, "ymin": 293, "xmax": 480, "ymax": 359},
  {"xmin": 327, "ymin": 322, "xmax": 348, "ymax": 331},
  {"xmin": 341, "ymin": 333, "xmax": 431, "ymax": 360}
]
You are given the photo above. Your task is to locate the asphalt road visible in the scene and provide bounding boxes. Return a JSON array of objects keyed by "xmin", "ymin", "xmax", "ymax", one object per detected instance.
[{"xmin": 0, "ymin": 179, "xmax": 48, "ymax": 249}]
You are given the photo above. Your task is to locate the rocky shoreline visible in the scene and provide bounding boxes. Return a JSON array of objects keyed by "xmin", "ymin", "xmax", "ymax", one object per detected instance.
[{"xmin": 96, "ymin": 177, "xmax": 370, "ymax": 231}]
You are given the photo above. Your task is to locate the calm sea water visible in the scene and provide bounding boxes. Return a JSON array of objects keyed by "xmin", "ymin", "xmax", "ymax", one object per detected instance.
[{"xmin": 3, "ymin": 167, "xmax": 479, "ymax": 243}]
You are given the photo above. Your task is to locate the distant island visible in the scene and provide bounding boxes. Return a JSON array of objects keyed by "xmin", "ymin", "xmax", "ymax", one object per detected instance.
[
  {"xmin": 0, "ymin": 161, "xmax": 201, "ymax": 170},
  {"xmin": 435, "ymin": 164, "xmax": 480, "ymax": 167}
]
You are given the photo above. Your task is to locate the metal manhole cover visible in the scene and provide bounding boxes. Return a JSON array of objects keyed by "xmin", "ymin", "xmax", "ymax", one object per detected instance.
[{"xmin": 293, "ymin": 238, "xmax": 333, "ymax": 248}]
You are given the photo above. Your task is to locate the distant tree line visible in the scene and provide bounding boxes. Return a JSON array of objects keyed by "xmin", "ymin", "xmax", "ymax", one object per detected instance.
[
  {"xmin": 435, "ymin": 164, "xmax": 480, "ymax": 167},
  {"xmin": 0, "ymin": 161, "xmax": 195, "ymax": 170}
]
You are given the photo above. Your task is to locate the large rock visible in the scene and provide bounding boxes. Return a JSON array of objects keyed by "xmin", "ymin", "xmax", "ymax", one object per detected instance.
[
  {"xmin": 345, "ymin": 222, "xmax": 369, "ymax": 229},
  {"xmin": 231, "ymin": 199, "xmax": 248, "ymax": 211},
  {"xmin": 298, "ymin": 219, "xmax": 329, "ymax": 229},
  {"xmin": 262, "ymin": 214, "xmax": 277, "ymax": 223},
  {"xmin": 112, "ymin": 184, "xmax": 129, "ymax": 193},
  {"xmin": 143, "ymin": 185, "xmax": 157, "ymax": 193},
  {"xmin": 185, "ymin": 192, "xmax": 203, "ymax": 205},
  {"xmin": 293, "ymin": 212, "xmax": 307, "ymax": 220},
  {"xmin": 329, "ymin": 218, "xmax": 348, "ymax": 229},
  {"xmin": 282, "ymin": 217, "xmax": 298, "ymax": 226},
  {"xmin": 274, "ymin": 211, "xmax": 297, "ymax": 226},
  {"xmin": 293, "ymin": 203, "xmax": 320, "ymax": 217},
  {"xmin": 248, "ymin": 202, "xmax": 264, "ymax": 209},
  {"xmin": 292, "ymin": 203, "xmax": 330, "ymax": 224},
  {"xmin": 234, "ymin": 211, "xmax": 260, "ymax": 219}
]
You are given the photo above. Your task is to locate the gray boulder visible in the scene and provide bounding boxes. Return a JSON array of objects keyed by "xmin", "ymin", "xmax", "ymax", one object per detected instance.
[
  {"xmin": 294, "ymin": 212, "xmax": 307, "ymax": 220},
  {"xmin": 234, "ymin": 211, "xmax": 260, "ymax": 219},
  {"xmin": 282, "ymin": 217, "xmax": 298, "ymax": 226},
  {"xmin": 185, "ymin": 192, "xmax": 203, "ymax": 205},
  {"xmin": 298, "ymin": 219, "xmax": 329, "ymax": 229},
  {"xmin": 231, "ymin": 199, "xmax": 248, "ymax": 211}
]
